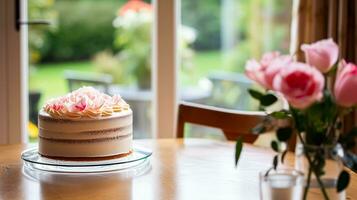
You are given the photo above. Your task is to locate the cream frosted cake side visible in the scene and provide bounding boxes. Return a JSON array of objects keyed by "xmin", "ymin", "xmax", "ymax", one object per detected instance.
[{"xmin": 38, "ymin": 87, "xmax": 133, "ymax": 159}]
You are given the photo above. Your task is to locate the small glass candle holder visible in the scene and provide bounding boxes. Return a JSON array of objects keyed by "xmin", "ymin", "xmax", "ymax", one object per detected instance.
[{"xmin": 260, "ymin": 168, "xmax": 304, "ymax": 200}]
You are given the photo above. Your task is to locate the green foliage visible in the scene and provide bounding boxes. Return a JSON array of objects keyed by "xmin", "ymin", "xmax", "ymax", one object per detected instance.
[
  {"xmin": 314, "ymin": 155, "xmax": 326, "ymax": 177},
  {"xmin": 41, "ymin": 0, "xmax": 121, "ymax": 62},
  {"xmin": 290, "ymin": 108, "xmax": 306, "ymax": 133},
  {"xmin": 273, "ymin": 155, "xmax": 278, "ymax": 170},
  {"xmin": 182, "ymin": 0, "xmax": 220, "ymax": 50},
  {"xmin": 111, "ymin": 9, "xmax": 152, "ymax": 88},
  {"xmin": 235, "ymin": 137, "xmax": 243, "ymax": 167},
  {"xmin": 28, "ymin": 0, "xmax": 58, "ymax": 64},
  {"xmin": 270, "ymin": 141, "xmax": 279, "ymax": 152},
  {"xmin": 182, "ymin": 0, "xmax": 291, "ymax": 56},
  {"xmin": 248, "ymin": 89, "xmax": 264, "ymax": 100},
  {"xmin": 270, "ymin": 110, "xmax": 290, "ymax": 119},
  {"xmin": 225, "ymin": 0, "xmax": 292, "ymax": 72},
  {"xmin": 29, "ymin": 61, "xmax": 95, "ymax": 107},
  {"xmin": 248, "ymin": 89, "xmax": 278, "ymax": 107},
  {"xmin": 297, "ymin": 89, "xmax": 339, "ymax": 145},
  {"xmin": 30, "ymin": 51, "xmax": 220, "ymax": 107},
  {"xmin": 260, "ymin": 94, "xmax": 278, "ymax": 106},
  {"xmin": 97, "ymin": 1, "xmax": 196, "ymax": 88},
  {"xmin": 337, "ymin": 170, "xmax": 350, "ymax": 192},
  {"xmin": 276, "ymin": 127, "xmax": 292, "ymax": 142},
  {"xmin": 92, "ymin": 51, "xmax": 129, "ymax": 85}
]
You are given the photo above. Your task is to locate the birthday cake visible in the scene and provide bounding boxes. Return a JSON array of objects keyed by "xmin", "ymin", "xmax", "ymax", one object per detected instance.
[{"xmin": 38, "ymin": 87, "xmax": 132, "ymax": 160}]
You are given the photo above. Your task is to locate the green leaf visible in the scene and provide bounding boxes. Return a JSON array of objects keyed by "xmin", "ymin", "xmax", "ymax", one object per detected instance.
[
  {"xmin": 281, "ymin": 150, "xmax": 288, "ymax": 164},
  {"xmin": 248, "ymin": 89, "xmax": 263, "ymax": 100},
  {"xmin": 277, "ymin": 127, "xmax": 293, "ymax": 142},
  {"xmin": 337, "ymin": 170, "xmax": 350, "ymax": 192},
  {"xmin": 271, "ymin": 141, "xmax": 279, "ymax": 152},
  {"xmin": 290, "ymin": 108, "xmax": 306, "ymax": 133},
  {"xmin": 314, "ymin": 156, "xmax": 326, "ymax": 177},
  {"xmin": 273, "ymin": 155, "xmax": 278, "ymax": 170},
  {"xmin": 264, "ymin": 167, "xmax": 273, "ymax": 177},
  {"xmin": 252, "ymin": 123, "xmax": 266, "ymax": 135},
  {"xmin": 260, "ymin": 94, "xmax": 278, "ymax": 107},
  {"xmin": 270, "ymin": 110, "xmax": 290, "ymax": 119},
  {"xmin": 235, "ymin": 137, "xmax": 244, "ymax": 167}
]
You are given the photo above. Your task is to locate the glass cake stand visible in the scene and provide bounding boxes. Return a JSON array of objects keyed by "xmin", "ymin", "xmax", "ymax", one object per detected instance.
[{"xmin": 21, "ymin": 146, "xmax": 152, "ymax": 173}]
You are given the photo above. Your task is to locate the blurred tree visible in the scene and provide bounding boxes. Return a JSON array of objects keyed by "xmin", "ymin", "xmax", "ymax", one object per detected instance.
[
  {"xmin": 95, "ymin": 0, "xmax": 196, "ymax": 89},
  {"xmin": 112, "ymin": 0, "xmax": 153, "ymax": 89},
  {"xmin": 182, "ymin": 0, "xmax": 221, "ymax": 50},
  {"xmin": 28, "ymin": 0, "xmax": 58, "ymax": 64},
  {"xmin": 41, "ymin": 0, "xmax": 122, "ymax": 62},
  {"xmin": 226, "ymin": 0, "xmax": 292, "ymax": 72}
]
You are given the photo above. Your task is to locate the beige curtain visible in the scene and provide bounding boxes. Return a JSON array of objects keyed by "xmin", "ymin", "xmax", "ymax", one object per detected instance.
[{"xmin": 290, "ymin": 0, "xmax": 357, "ymax": 133}]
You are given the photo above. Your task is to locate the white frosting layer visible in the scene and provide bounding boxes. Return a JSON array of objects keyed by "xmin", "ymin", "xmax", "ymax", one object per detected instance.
[
  {"xmin": 38, "ymin": 110, "xmax": 132, "ymax": 133},
  {"xmin": 39, "ymin": 135, "xmax": 132, "ymax": 158},
  {"xmin": 39, "ymin": 125, "xmax": 132, "ymax": 140}
]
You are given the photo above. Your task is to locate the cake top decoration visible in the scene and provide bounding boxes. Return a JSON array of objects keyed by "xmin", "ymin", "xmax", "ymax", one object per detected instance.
[{"xmin": 43, "ymin": 86, "xmax": 130, "ymax": 119}]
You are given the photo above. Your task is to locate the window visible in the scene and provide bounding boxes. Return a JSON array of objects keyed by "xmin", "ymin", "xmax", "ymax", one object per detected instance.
[
  {"xmin": 0, "ymin": 0, "xmax": 292, "ymax": 143},
  {"xmin": 179, "ymin": 0, "xmax": 292, "ymax": 138},
  {"xmin": 28, "ymin": 0, "xmax": 153, "ymax": 141}
]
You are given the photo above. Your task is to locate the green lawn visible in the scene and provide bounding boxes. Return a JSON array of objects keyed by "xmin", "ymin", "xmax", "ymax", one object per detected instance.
[
  {"xmin": 30, "ymin": 51, "xmax": 222, "ymax": 107},
  {"xmin": 30, "ymin": 61, "xmax": 96, "ymax": 107},
  {"xmin": 181, "ymin": 51, "xmax": 222, "ymax": 86}
]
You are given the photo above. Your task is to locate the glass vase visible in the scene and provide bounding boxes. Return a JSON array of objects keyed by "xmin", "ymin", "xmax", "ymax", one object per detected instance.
[
  {"xmin": 295, "ymin": 143, "xmax": 345, "ymax": 200},
  {"xmin": 260, "ymin": 168, "xmax": 304, "ymax": 200}
]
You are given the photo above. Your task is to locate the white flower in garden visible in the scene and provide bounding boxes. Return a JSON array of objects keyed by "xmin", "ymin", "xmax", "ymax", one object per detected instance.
[
  {"xmin": 181, "ymin": 25, "xmax": 197, "ymax": 44},
  {"xmin": 137, "ymin": 10, "xmax": 152, "ymax": 24},
  {"xmin": 113, "ymin": 10, "xmax": 152, "ymax": 29}
]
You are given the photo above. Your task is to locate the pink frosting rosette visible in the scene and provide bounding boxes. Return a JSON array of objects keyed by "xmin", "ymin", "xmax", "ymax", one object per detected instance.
[{"xmin": 43, "ymin": 86, "xmax": 129, "ymax": 119}]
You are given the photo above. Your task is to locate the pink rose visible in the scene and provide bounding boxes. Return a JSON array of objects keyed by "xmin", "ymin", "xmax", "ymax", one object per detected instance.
[
  {"xmin": 301, "ymin": 38, "xmax": 339, "ymax": 73},
  {"xmin": 264, "ymin": 55, "xmax": 292, "ymax": 89},
  {"xmin": 245, "ymin": 52, "xmax": 281, "ymax": 89},
  {"xmin": 273, "ymin": 62, "xmax": 324, "ymax": 109},
  {"xmin": 334, "ymin": 60, "xmax": 357, "ymax": 107}
]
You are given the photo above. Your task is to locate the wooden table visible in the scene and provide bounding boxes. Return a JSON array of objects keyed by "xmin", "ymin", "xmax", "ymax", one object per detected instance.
[{"xmin": 0, "ymin": 139, "xmax": 356, "ymax": 200}]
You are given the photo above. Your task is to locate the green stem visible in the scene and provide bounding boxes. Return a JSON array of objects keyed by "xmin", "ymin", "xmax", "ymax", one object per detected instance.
[
  {"xmin": 312, "ymin": 170, "xmax": 330, "ymax": 200},
  {"xmin": 325, "ymin": 113, "xmax": 339, "ymax": 144},
  {"xmin": 303, "ymin": 165, "xmax": 313, "ymax": 200},
  {"xmin": 296, "ymin": 132, "xmax": 330, "ymax": 200}
]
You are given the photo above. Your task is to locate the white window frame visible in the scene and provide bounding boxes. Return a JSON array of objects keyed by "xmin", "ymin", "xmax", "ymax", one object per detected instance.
[
  {"xmin": 152, "ymin": 0, "xmax": 179, "ymax": 138},
  {"xmin": 0, "ymin": 0, "xmax": 178, "ymax": 143},
  {"xmin": 0, "ymin": 0, "xmax": 28, "ymax": 144}
]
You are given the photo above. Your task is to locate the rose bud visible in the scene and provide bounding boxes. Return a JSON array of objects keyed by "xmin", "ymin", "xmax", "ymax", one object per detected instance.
[
  {"xmin": 334, "ymin": 60, "xmax": 357, "ymax": 107},
  {"xmin": 245, "ymin": 51, "xmax": 280, "ymax": 89},
  {"xmin": 301, "ymin": 38, "xmax": 339, "ymax": 73}
]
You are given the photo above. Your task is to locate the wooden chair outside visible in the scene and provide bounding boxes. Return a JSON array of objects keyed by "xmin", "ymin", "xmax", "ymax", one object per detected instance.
[
  {"xmin": 177, "ymin": 101, "xmax": 266, "ymax": 143},
  {"xmin": 64, "ymin": 70, "xmax": 113, "ymax": 93}
]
